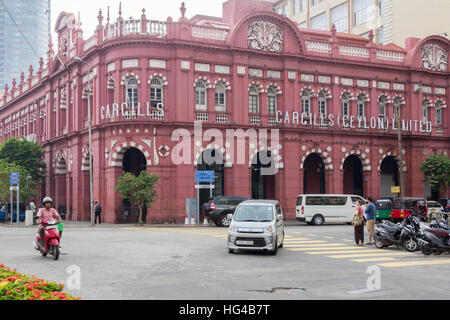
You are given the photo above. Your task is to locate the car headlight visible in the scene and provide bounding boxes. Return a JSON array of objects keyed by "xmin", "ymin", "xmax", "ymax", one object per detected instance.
[
  {"xmin": 229, "ymin": 225, "xmax": 238, "ymax": 232},
  {"xmin": 264, "ymin": 227, "xmax": 273, "ymax": 233}
]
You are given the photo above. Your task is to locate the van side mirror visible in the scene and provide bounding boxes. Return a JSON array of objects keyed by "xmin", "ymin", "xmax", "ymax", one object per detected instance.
[
  {"xmin": 227, "ymin": 213, "xmax": 233, "ymax": 220},
  {"xmin": 277, "ymin": 214, "xmax": 283, "ymax": 221}
]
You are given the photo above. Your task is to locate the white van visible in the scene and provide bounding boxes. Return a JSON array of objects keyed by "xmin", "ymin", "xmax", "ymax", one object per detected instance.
[{"xmin": 295, "ymin": 194, "xmax": 366, "ymax": 225}]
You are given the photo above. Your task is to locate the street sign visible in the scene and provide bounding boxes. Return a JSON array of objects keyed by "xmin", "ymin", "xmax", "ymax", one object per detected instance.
[
  {"xmin": 9, "ymin": 186, "xmax": 19, "ymax": 191},
  {"xmin": 195, "ymin": 185, "xmax": 215, "ymax": 189},
  {"xmin": 391, "ymin": 186, "xmax": 400, "ymax": 194},
  {"xmin": 9, "ymin": 172, "xmax": 19, "ymax": 185},
  {"xmin": 195, "ymin": 178, "xmax": 215, "ymax": 183},
  {"xmin": 195, "ymin": 170, "xmax": 215, "ymax": 183}
]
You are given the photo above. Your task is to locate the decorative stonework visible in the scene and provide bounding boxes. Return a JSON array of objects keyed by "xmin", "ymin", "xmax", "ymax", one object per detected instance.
[
  {"xmin": 421, "ymin": 43, "xmax": 448, "ymax": 72},
  {"xmin": 248, "ymin": 21, "xmax": 283, "ymax": 53},
  {"xmin": 300, "ymin": 147, "xmax": 333, "ymax": 171}
]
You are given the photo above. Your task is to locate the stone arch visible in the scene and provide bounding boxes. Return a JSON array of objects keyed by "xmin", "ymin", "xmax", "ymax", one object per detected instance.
[
  {"xmin": 55, "ymin": 151, "xmax": 67, "ymax": 175},
  {"xmin": 356, "ymin": 91, "xmax": 370, "ymax": 102},
  {"xmin": 248, "ymin": 144, "xmax": 284, "ymax": 169},
  {"xmin": 81, "ymin": 146, "xmax": 94, "ymax": 172},
  {"xmin": 148, "ymin": 72, "xmax": 169, "ymax": 87},
  {"xmin": 193, "ymin": 76, "xmax": 212, "ymax": 89},
  {"xmin": 340, "ymin": 149, "xmax": 371, "ymax": 172},
  {"xmin": 266, "ymin": 83, "xmax": 282, "ymax": 94},
  {"xmin": 300, "ymin": 85, "xmax": 315, "ymax": 97},
  {"xmin": 300, "ymin": 145, "xmax": 333, "ymax": 170},
  {"xmin": 120, "ymin": 72, "xmax": 141, "ymax": 86},
  {"xmin": 377, "ymin": 151, "xmax": 406, "ymax": 172},
  {"xmin": 340, "ymin": 89, "xmax": 356, "ymax": 100},
  {"xmin": 248, "ymin": 81, "xmax": 265, "ymax": 93},
  {"xmin": 109, "ymin": 139, "xmax": 152, "ymax": 167},
  {"xmin": 213, "ymin": 78, "xmax": 231, "ymax": 91}
]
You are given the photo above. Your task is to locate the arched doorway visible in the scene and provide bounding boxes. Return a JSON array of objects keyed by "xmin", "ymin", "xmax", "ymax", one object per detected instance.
[
  {"xmin": 380, "ymin": 156, "xmax": 399, "ymax": 198},
  {"xmin": 343, "ymin": 155, "xmax": 363, "ymax": 196},
  {"xmin": 303, "ymin": 153, "xmax": 325, "ymax": 194},
  {"xmin": 122, "ymin": 147, "xmax": 147, "ymax": 223},
  {"xmin": 55, "ymin": 157, "xmax": 67, "ymax": 219},
  {"xmin": 197, "ymin": 149, "xmax": 224, "ymax": 208},
  {"xmin": 251, "ymin": 151, "xmax": 275, "ymax": 199}
]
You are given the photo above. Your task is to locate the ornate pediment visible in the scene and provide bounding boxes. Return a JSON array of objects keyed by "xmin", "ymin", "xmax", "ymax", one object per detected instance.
[
  {"xmin": 248, "ymin": 21, "xmax": 283, "ymax": 53},
  {"xmin": 421, "ymin": 43, "xmax": 448, "ymax": 72}
]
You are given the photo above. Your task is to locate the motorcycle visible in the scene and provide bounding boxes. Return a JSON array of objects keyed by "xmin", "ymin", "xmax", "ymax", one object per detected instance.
[
  {"xmin": 33, "ymin": 219, "xmax": 61, "ymax": 260},
  {"xmin": 418, "ymin": 220, "xmax": 450, "ymax": 256},
  {"xmin": 374, "ymin": 215, "xmax": 420, "ymax": 252}
]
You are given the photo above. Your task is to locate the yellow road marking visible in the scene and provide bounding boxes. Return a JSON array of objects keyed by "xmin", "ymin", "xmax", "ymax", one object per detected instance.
[
  {"xmin": 351, "ymin": 257, "xmax": 397, "ymax": 262},
  {"xmin": 324, "ymin": 236, "xmax": 335, "ymax": 239},
  {"xmin": 307, "ymin": 250, "xmax": 386, "ymax": 255},
  {"xmin": 286, "ymin": 246, "xmax": 368, "ymax": 251},
  {"xmin": 328, "ymin": 252, "xmax": 410, "ymax": 259},
  {"xmin": 281, "ymin": 240, "xmax": 327, "ymax": 244},
  {"xmin": 284, "ymin": 238, "xmax": 310, "ymax": 241},
  {"xmin": 377, "ymin": 260, "xmax": 450, "ymax": 268},
  {"xmin": 285, "ymin": 243, "xmax": 347, "ymax": 248}
]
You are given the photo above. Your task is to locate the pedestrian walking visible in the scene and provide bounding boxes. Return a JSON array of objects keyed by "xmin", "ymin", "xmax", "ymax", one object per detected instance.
[
  {"xmin": 365, "ymin": 197, "xmax": 376, "ymax": 245},
  {"xmin": 94, "ymin": 201, "xmax": 102, "ymax": 224},
  {"xmin": 352, "ymin": 199, "xmax": 365, "ymax": 246}
]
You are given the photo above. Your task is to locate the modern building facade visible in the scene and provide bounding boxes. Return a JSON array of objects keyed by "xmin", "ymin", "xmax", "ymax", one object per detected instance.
[
  {"xmin": 273, "ymin": 0, "xmax": 450, "ymax": 47},
  {"xmin": 0, "ymin": 0, "xmax": 51, "ymax": 88},
  {"xmin": 0, "ymin": 0, "xmax": 448, "ymax": 224}
]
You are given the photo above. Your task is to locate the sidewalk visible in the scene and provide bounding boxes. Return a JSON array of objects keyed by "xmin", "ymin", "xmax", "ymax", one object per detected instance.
[{"xmin": 1, "ymin": 219, "xmax": 301, "ymax": 228}]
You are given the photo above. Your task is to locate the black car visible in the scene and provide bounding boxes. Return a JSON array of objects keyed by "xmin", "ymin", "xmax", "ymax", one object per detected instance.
[{"xmin": 205, "ymin": 196, "xmax": 251, "ymax": 227}]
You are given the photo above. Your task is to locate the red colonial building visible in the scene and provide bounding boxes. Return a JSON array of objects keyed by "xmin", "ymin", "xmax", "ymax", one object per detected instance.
[{"xmin": 0, "ymin": 0, "xmax": 448, "ymax": 223}]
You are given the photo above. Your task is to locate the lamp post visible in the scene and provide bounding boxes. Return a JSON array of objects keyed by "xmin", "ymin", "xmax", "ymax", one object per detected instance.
[{"xmin": 75, "ymin": 57, "xmax": 94, "ymax": 226}]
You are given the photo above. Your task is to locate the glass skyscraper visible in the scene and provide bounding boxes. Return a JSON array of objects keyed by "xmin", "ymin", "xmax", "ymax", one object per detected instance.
[{"xmin": 0, "ymin": 0, "xmax": 50, "ymax": 89}]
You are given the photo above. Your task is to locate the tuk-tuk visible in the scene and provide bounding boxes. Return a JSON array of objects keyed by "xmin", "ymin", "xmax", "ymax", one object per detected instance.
[
  {"xmin": 374, "ymin": 199, "xmax": 393, "ymax": 221},
  {"xmin": 391, "ymin": 197, "xmax": 428, "ymax": 222}
]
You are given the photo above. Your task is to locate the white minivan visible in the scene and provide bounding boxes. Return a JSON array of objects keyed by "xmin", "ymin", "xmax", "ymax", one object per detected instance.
[{"xmin": 296, "ymin": 194, "xmax": 366, "ymax": 225}]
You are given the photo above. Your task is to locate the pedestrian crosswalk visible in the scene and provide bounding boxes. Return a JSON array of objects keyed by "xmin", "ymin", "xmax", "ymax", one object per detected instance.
[{"xmin": 120, "ymin": 226, "xmax": 449, "ymax": 268}]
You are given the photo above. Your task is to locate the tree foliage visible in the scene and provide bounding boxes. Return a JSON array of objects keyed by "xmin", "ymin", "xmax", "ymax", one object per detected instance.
[
  {"xmin": 114, "ymin": 171, "xmax": 160, "ymax": 225},
  {"xmin": 0, "ymin": 159, "xmax": 35, "ymax": 203},
  {"xmin": 419, "ymin": 153, "xmax": 450, "ymax": 193},
  {"xmin": 0, "ymin": 138, "xmax": 46, "ymax": 183}
]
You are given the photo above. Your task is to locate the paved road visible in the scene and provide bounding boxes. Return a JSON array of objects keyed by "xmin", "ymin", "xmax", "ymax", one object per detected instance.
[{"xmin": 1, "ymin": 222, "xmax": 450, "ymax": 300}]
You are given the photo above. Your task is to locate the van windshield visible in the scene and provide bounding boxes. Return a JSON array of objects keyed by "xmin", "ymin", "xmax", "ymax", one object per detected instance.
[{"xmin": 234, "ymin": 205, "xmax": 274, "ymax": 222}]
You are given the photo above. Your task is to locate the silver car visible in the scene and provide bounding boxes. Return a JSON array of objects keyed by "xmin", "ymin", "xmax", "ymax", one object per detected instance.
[{"xmin": 227, "ymin": 200, "xmax": 284, "ymax": 255}]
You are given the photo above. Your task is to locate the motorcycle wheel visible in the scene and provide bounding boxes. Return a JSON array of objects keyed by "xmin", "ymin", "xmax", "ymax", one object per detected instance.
[
  {"xmin": 403, "ymin": 237, "xmax": 418, "ymax": 252},
  {"xmin": 41, "ymin": 251, "xmax": 47, "ymax": 257},
  {"xmin": 52, "ymin": 245, "xmax": 60, "ymax": 261},
  {"xmin": 375, "ymin": 238, "xmax": 387, "ymax": 249},
  {"xmin": 421, "ymin": 246, "xmax": 432, "ymax": 256}
]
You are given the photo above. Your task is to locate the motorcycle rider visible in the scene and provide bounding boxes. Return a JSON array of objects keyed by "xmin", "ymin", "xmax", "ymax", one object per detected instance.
[{"xmin": 36, "ymin": 197, "xmax": 62, "ymax": 247}]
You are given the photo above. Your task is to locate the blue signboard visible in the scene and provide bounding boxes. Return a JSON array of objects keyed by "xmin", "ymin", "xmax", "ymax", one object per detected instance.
[
  {"xmin": 195, "ymin": 170, "xmax": 215, "ymax": 183},
  {"xmin": 9, "ymin": 172, "xmax": 19, "ymax": 185}
]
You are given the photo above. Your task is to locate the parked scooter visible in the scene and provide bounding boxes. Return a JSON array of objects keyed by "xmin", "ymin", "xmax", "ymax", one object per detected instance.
[
  {"xmin": 374, "ymin": 215, "xmax": 420, "ymax": 252},
  {"xmin": 418, "ymin": 220, "xmax": 450, "ymax": 256},
  {"xmin": 33, "ymin": 219, "xmax": 61, "ymax": 260}
]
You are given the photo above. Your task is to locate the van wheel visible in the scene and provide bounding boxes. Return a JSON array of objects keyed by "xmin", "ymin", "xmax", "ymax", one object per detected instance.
[
  {"xmin": 312, "ymin": 215, "xmax": 324, "ymax": 226},
  {"xmin": 269, "ymin": 238, "xmax": 278, "ymax": 255}
]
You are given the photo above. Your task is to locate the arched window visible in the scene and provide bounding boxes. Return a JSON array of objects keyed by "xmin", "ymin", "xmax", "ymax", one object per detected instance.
[
  {"xmin": 357, "ymin": 94, "xmax": 365, "ymax": 118},
  {"xmin": 301, "ymin": 89, "xmax": 310, "ymax": 114},
  {"xmin": 342, "ymin": 93, "xmax": 350, "ymax": 117},
  {"xmin": 249, "ymin": 86, "xmax": 259, "ymax": 113},
  {"xmin": 422, "ymin": 99, "xmax": 429, "ymax": 122},
  {"xmin": 126, "ymin": 77, "xmax": 138, "ymax": 108},
  {"xmin": 150, "ymin": 78, "xmax": 163, "ymax": 108},
  {"xmin": 215, "ymin": 82, "xmax": 226, "ymax": 112},
  {"xmin": 267, "ymin": 86, "xmax": 277, "ymax": 115},
  {"xmin": 318, "ymin": 91, "xmax": 327, "ymax": 116},
  {"xmin": 195, "ymin": 81, "xmax": 207, "ymax": 111},
  {"xmin": 378, "ymin": 96, "xmax": 387, "ymax": 118},
  {"xmin": 107, "ymin": 77, "xmax": 115, "ymax": 106},
  {"xmin": 435, "ymin": 101, "xmax": 443, "ymax": 126},
  {"xmin": 393, "ymin": 97, "xmax": 402, "ymax": 123}
]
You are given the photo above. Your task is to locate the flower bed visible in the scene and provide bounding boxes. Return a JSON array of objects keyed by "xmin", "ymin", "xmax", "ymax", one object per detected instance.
[{"xmin": 0, "ymin": 264, "xmax": 81, "ymax": 300}]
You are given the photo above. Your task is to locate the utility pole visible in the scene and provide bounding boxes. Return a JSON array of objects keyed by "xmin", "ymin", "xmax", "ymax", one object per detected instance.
[
  {"xmin": 75, "ymin": 57, "xmax": 94, "ymax": 227},
  {"xmin": 396, "ymin": 103, "xmax": 405, "ymax": 197}
]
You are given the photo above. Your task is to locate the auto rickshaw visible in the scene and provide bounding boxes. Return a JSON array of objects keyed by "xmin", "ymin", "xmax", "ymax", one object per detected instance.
[
  {"xmin": 391, "ymin": 197, "xmax": 428, "ymax": 222},
  {"xmin": 374, "ymin": 199, "xmax": 393, "ymax": 222}
]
